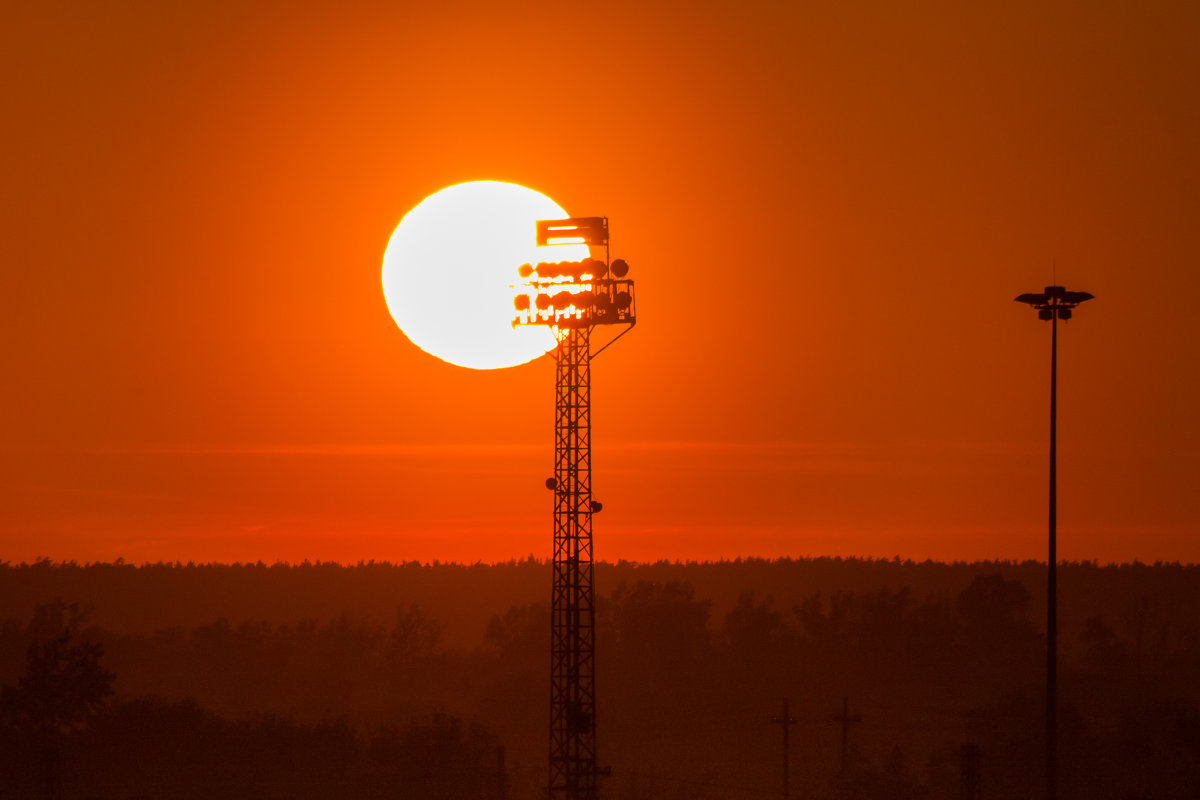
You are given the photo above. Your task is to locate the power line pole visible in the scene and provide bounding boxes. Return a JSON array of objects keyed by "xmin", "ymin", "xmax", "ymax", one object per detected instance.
[
  {"xmin": 959, "ymin": 743, "xmax": 981, "ymax": 800},
  {"xmin": 771, "ymin": 697, "xmax": 798, "ymax": 800},
  {"xmin": 833, "ymin": 696, "xmax": 861, "ymax": 787},
  {"xmin": 497, "ymin": 745, "xmax": 508, "ymax": 800}
]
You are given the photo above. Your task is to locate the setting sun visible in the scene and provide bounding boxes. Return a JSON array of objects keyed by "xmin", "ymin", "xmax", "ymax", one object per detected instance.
[{"xmin": 381, "ymin": 181, "xmax": 589, "ymax": 369}]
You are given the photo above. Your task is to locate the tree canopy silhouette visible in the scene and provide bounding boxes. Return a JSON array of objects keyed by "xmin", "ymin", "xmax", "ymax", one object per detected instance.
[{"xmin": 1, "ymin": 627, "xmax": 114, "ymax": 735}]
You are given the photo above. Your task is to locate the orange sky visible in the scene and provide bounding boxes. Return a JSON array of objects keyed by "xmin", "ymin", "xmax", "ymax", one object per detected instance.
[{"xmin": 3, "ymin": 0, "xmax": 1197, "ymax": 565}]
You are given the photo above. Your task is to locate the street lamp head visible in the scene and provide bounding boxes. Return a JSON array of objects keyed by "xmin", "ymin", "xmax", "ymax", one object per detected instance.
[{"xmin": 1015, "ymin": 285, "xmax": 1094, "ymax": 321}]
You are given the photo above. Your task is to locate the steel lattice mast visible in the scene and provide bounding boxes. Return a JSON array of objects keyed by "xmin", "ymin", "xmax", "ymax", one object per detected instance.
[
  {"xmin": 550, "ymin": 324, "xmax": 596, "ymax": 799},
  {"xmin": 513, "ymin": 216, "xmax": 636, "ymax": 800}
]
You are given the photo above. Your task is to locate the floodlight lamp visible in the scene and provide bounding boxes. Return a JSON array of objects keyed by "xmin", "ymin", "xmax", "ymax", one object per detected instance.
[
  {"xmin": 536, "ymin": 293, "xmax": 552, "ymax": 310},
  {"xmin": 573, "ymin": 291, "xmax": 595, "ymax": 308},
  {"xmin": 1039, "ymin": 308, "xmax": 1053, "ymax": 321},
  {"xmin": 590, "ymin": 500, "xmax": 603, "ymax": 513},
  {"xmin": 611, "ymin": 259, "xmax": 629, "ymax": 278},
  {"xmin": 1059, "ymin": 307, "xmax": 1072, "ymax": 320},
  {"xmin": 545, "ymin": 477, "xmax": 558, "ymax": 491},
  {"xmin": 515, "ymin": 294, "xmax": 531, "ymax": 311},
  {"xmin": 615, "ymin": 291, "xmax": 632, "ymax": 310},
  {"xmin": 518, "ymin": 263, "xmax": 534, "ymax": 278},
  {"xmin": 1015, "ymin": 293, "xmax": 1048, "ymax": 306},
  {"xmin": 553, "ymin": 290, "xmax": 573, "ymax": 309},
  {"xmin": 581, "ymin": 258, "xmax": 607, "ymax": 278}
]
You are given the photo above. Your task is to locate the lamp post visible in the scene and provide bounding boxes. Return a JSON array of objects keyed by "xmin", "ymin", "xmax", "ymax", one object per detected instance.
[
  {"xmin": 514, "ymin": 217, "xmax": 636, "ymax": 800},
  {"xmin": 1014, "ymin": 285, "xmax": 1094, "ymax": 800}
]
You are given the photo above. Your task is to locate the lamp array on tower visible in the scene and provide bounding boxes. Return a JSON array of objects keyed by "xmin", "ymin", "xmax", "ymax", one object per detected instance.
[
  {"xmin": 513, "ymin": 257, "xmax": 635, "ymax": 328},
  {"xmin": 1014, "ymin": 285, "xmax": 1094, "ymax": 320}
]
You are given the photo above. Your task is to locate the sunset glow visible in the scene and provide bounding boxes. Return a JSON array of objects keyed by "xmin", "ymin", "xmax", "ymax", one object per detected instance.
[{"xmin": 3, "ymin": 2, "xmax": 1198, "ymax": 568}]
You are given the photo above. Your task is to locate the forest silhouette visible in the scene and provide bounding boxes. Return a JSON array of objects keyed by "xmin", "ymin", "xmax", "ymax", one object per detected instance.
[{"xmin": 1, "ymin": 558, "xmax": 1197, "ymax": 799}]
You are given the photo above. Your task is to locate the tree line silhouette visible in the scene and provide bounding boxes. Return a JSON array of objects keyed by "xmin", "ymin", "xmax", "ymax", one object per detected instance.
[{"xmin": 1, "ymin": 558, "xmax": 1197, "ymax": 799}]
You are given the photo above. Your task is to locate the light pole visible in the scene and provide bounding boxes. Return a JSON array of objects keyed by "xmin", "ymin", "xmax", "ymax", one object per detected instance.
[
  {"xmin": 1014, "ymin": 285, "xmax": 1094, "ymax": 800},
  {"xmin": 514, "ymin": 216, "xmax": 636, "ymax": 800}
]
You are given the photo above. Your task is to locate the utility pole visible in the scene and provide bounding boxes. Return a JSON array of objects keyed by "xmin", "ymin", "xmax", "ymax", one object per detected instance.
[
  {"xmin": 832, "ymin": 696, "xmax": 861, "ymax": 785},
  {"xmin": 959, "ymin": 743, "xmax": 981, "ymax": 800},
  {"xmin": 1015, "ymin": 285, "xmax": 1094, "ymax": 800},
  {"xmin": 497, "ymin": 745, "xmax": 508, "ymax": 800},
  {"xmin": 771, "ymin": 697, "xmax": 798, "ymax": 800}
]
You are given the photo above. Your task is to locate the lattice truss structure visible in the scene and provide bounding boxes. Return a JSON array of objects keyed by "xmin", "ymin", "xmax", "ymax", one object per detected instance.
[
  {"xmin": 551, "ymin": 325, "xmax": 596, "ymax": 800},
  {"xmin": 512, "ymin": 217, "xmax": 636, "ymax": 800}
]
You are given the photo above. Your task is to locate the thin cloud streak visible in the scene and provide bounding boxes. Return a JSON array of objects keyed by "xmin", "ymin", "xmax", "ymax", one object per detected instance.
[{"xmin": 40, "ymin": 438, "xmax": 1040, "ymax": 459}]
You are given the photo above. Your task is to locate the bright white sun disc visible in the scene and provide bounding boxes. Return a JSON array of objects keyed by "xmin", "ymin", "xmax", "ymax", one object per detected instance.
[{"xmin": 382, "ymin": 181, "xmax": 588, "ymax": 369}]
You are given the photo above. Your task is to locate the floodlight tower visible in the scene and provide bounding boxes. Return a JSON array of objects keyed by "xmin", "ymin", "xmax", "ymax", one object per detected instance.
[
  {"xmin": 1014, "ymin": 284, "xmax": 1094, "ymax": 800},
  {"xmin": 513, "ymin": 216, "xmax": 636, "ymax": 800}
]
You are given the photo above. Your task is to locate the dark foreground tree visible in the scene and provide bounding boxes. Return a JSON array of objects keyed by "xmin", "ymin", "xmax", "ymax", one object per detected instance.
[{"xmin": 0, "ymin": 627, "xmax": 114, "ymax": 800}]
